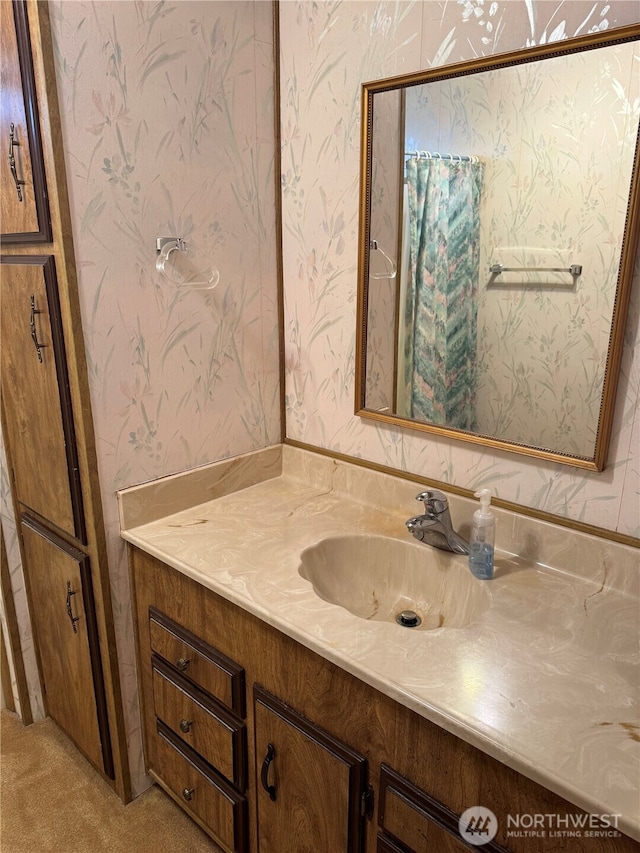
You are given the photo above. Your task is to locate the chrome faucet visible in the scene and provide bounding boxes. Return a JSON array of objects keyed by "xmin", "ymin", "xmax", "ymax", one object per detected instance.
[{"xmin": 406, "ymin": 490, "xmax": 470, "ymax": 555}]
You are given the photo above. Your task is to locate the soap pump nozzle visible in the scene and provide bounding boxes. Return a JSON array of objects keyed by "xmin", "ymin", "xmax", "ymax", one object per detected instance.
[{"xmin": 474, "ymin": 488, "xmax": 493, "ymax": 520}]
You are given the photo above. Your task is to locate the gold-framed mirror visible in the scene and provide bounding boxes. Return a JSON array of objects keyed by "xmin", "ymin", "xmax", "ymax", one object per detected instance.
[{"xmin": 355, "ymin": 24, "xmax": 640, "ymax": 471}]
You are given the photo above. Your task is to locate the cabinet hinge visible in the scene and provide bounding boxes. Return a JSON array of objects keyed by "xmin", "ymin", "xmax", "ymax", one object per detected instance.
[{"xmin": 361, "ymin": 784, "xmax": 374, "ymax": 819}]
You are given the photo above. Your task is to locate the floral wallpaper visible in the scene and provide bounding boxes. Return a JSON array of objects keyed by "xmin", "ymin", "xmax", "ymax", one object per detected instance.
[
  {"xmin": 279, "ymin": 0, "xmax": 640, "ymax": 537},
  {"xmin": 47, "ymin": 0, "xmax": 280, "ymax": 794},
  {"xmin": 400, "ymin": 41, "xmax": 639, "ymax": 456}
]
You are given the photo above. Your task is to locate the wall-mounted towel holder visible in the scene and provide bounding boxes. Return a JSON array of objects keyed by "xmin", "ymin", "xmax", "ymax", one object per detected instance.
[
  {"xmin": 490, "ymin": 262, "xmax": 582, "ymax": 276},
  {"xmin": 156, "ymin": 236, "xmax": 220, "ymax": 290}
]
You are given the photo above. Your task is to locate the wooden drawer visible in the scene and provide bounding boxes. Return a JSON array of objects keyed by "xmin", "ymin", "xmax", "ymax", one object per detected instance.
[
  {"xmin": 153, "ymin": 720, "xmax": 248, "ymax": 853},
  {"xmin": 149, "ymin": 608, "xmax": 245, "ymax": 717},
  {"xmin": 152, "ymin": 654, "xmax": 246, "ymax": 789},
  {"xmin": 377, "ymin": 834, "xmax": 411, "ymax": 853},
  {"xmin": 379, "ymin": 765, "xmax": 509, "ymax": 853}
]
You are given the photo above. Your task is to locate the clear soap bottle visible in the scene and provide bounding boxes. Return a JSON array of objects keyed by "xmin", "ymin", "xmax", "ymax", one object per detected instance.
[{"xmin": 468, "ymin": 489, "xmax": 495, "ymax": 580}]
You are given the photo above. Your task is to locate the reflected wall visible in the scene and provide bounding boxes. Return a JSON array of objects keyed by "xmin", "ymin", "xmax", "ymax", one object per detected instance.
[{"xmin": 279, "ymin": 0, "xmax": 640, "ymax": 537}]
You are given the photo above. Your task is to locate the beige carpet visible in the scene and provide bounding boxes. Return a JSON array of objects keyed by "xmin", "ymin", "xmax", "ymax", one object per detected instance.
[{"xmin": 0, "ymin": 709, "xmax": 222, "ymax": 852}]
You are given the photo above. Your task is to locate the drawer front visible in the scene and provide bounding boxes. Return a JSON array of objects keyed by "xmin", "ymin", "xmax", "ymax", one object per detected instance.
[
  {"xmin": 377, "ymin": 834, "xmax": 411, "ymax": 853},
  {"xmin": 149, "ymin": 608, "xmax": 245, "ymax": 716},
  {"xmin": 379, "ymin": 765, "xmax": 509, "ymax": 853},
  {"xmin": 154, "ymin": 720, "xmax": 248, "ymax": 853},
  {"xmin": 152, "ymin": 654, "xmax": 246, "ymax": 789}
]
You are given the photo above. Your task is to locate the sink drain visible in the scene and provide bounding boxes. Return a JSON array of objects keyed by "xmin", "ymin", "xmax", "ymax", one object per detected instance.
[{"xmin": 396, "ymin": 610, "xmax": 421, "ymax": 628}]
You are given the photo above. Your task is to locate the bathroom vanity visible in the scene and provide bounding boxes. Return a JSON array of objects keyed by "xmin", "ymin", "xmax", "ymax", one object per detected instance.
[{"xmin": 121, "ymin": 445, "xmax": 640, "ymax": 852}]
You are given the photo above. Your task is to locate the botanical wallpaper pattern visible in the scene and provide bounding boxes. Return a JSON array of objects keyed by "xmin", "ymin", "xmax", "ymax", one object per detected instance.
[
  {"xmin": 399, "ymin": 43, "xmax": 639, "ymax": 456},
  {"xmin": 46, "ymin": 0, "xmax": 280, "ymax": 794},
  {"xmin": 280, "ymin": 0, "xmax": 640, "ymax": 536}
]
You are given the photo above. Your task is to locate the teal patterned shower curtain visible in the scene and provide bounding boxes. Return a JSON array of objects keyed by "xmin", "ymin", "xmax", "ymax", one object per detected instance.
[{"xmin": 404, "ymin": 156, "xmax": 484, "ymax": 430}]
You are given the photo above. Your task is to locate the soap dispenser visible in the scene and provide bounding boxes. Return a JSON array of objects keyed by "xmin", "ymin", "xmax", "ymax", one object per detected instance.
[{"xmin": 468, "ymin": 489, "xmax": 495, "ymax": 580}]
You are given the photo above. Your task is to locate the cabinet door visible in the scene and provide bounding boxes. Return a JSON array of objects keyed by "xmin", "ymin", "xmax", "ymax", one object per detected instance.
[
  {"xmin": 1, "ymin": 255, "xmax": 85, "ymax": 541},
  {"xmin": 254, "ymin": 684, "xmax": 366, "ymax": 853},
  {"xmin": 20, "ymin": 515, "xmax": 113, "ymax": 777},
  {"xmin": 0, "ymin": 0, "xmax": 51, "ymax": 242}
]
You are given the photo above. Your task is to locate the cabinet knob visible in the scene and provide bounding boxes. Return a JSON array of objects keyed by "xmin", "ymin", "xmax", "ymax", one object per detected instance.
[
  {"xmin": 182, "ymin": 787, "xmax": 195, "ymax": 801},
  {"xmin": 179, "ymin": 719, "xmax": 193, "ymax": 734},
  {"xmin": 176, "ymin": 657, "xmax": 190, "ymax": 672}
]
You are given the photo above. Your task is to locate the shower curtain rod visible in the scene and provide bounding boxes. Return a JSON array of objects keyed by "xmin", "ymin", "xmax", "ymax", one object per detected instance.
[{"xmin": 405, "ymin": 150, "xmax": 479, "ymax": 163}]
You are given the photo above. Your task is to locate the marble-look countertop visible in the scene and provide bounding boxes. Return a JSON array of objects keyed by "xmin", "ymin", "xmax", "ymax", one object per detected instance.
[{"xmin": 119, "ymin": 445, "xmax": 640, "ymax": 840}]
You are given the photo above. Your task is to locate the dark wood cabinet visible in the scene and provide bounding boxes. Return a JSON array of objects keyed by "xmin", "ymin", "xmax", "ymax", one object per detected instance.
[
  {"xmin": 145, "ymin": 607, "xmax": 249, "ymax": 853},
  {"xmin": 0, "ymin": 0, "xmax": 128, "ymax": 802},
  {"xmin": 1, "ymin": 255, "xmax": 85, "ymax": 541},
  {"xmin": 254, "ymin": 684, "xmax": 367, "ymax": 853},
  {"xmin": 130, "ymin": 548, "xmax": 640, "ymax": 853},
  {"xmin": 0, "ymin": 0, "xmax": 51, "ymax": 243},
  {"xmin": 20, "ymin": 516, "xmax": 112, "ymax": 777}
]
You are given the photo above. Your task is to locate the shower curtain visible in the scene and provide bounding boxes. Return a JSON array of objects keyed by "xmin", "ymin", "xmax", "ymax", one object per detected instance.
[{"xmin": 404, "ymin": 156, "xmax": 484, "ymax": 430}]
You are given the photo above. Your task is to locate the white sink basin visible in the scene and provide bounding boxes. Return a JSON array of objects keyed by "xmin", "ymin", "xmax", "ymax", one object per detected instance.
[{"xmin": 299, "ymin": 534, "xmax": 490, "ymax": 630}]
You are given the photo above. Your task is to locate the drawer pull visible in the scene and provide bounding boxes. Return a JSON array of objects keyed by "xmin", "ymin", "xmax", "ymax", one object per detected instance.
[
  {"xmin": 65, "ymin": 581, "xmax": 80, "ymax": 633},
  {"xmin": 30, "ymin": 296, "xmax": 45, "ymax": 363},
  {"xmin": 179, "ymin": 718, "xmax": 193, "ymax": 734},
  {"xmin": 260, "ymin": 742, "xmax": 277, "ymax": 802},
  {"xmin": 176, "ymin": 657, "xmax": 190, "ymax": 672},
  {"xmin": 182, "ymin": 787, "xmax": 195, "ymax": 801},
  {"xmin": 9, "ymin": 123, "xmax": 25, "ymax": 201}
]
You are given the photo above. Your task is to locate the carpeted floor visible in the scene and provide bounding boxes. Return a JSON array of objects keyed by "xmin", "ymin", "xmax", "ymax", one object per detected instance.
[{"xmin": 0, "ymin": 709, "xmax": 222, "ymax": 852}]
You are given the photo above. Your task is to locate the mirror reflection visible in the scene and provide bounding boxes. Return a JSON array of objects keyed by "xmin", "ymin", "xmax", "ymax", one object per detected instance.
[{"xmin": 359, "ymin": 28, "xmax": 640, "ymax": 469}]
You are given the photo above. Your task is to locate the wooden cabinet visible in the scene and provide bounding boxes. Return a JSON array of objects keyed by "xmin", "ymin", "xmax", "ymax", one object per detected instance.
[
  {"xmin": 130, "ymin": 548, "xmax": 640, "ymax": 853},
  {"xmin": 0, "ymin": 0, "xmax": 50, "ymax": 242},
  {"xmin": 144, "ymin": 607, "xmax": 249, "ymax": 853},
  {"xmin": 1, "ymin": 255, "xmax": 84, "ymax": 540},
  {"xmin": 20, "ymin": 516, "xmax": 112, "ymax": 776},
  {"xmin": 0, "ymin": 1, "xmax": 129, "ymax": 802},
  {"xmin": 254, "ymin": 684, "xmax": 366, "ymax": 852}
]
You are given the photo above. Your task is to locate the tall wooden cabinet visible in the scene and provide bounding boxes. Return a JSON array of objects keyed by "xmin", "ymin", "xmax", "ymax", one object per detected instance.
[{"xmin": 0, "ymin": 0, "xmax": 129, "ymax": 801}]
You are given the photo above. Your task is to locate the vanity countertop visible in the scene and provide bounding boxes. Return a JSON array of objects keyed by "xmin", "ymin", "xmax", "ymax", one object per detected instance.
[{"xmin": 119, "ymin": 444, "xmax": 640, "ymax": 840}]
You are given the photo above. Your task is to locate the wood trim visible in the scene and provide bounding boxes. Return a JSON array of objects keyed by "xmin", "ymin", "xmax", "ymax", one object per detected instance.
[
  {"xmin": 21, "ymin": 514, "xmax": 114, "ymax": 778},
  {"xmin": 376, "ymin": 833, "xmax": 411, "ymax": 853},
  {"xmin": 0, "ymin": 525, "xmax": 31, "ymax": 722},
  {"xmin": 1, "ymin": 0, "xmax": 51, "ymax": 243},
  {"xmin": 379, "ymin": 764, "xmax": 511, "ymax": 853},
  {"xmin": 272, "ymin": 0, "xmax": 286, "ymax": 445},
  {"xmin": 40, "ymin": 255, "xmax": 86, "ymax": 543},
  {"xmin": 0, "ymin": 617, "xmax": 15, "ymax": 713},
  {"xmin": 283, "ymin": 438, "xmax": 640, "ymax": 548},
  {"xmin": 150, "ymin": 607, "xmax": 246, "ymax": 719}
]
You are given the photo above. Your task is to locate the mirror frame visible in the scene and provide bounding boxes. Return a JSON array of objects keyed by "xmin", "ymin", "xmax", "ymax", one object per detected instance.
[{"xmin": 355, "ymin": 24, "xmax": 640, "ymax": 472}]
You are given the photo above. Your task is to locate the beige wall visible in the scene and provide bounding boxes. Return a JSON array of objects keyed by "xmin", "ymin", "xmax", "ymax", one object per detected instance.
[
  {"xmin": 279, "ymin": 0, "xmax": 640, "ymax": 537},
  {"xmin": 47, "ymin": 0, "xmax": 280, "ymax": 794}
]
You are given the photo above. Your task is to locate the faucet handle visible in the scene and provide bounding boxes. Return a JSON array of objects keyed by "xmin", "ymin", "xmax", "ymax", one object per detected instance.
[{"xmin": 416, "ymin": 490, "xmax": 448, "ymax": 515}]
